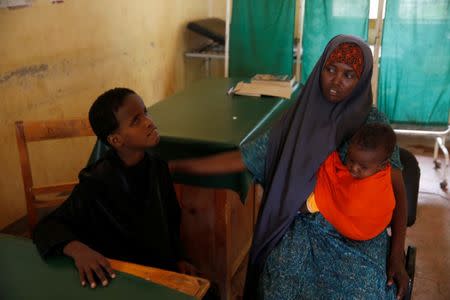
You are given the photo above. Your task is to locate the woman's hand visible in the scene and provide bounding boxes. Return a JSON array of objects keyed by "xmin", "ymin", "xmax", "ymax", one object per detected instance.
[
  {"xmin": 387, "ymin": 252, "xmax": 409, "ymax": 299},
  {"xmin": 63, "ymin": 240, "xmax": 116, "ymax": 288},
  {"xmin": 388, "ymin": 168, "xmax": 409, "ymax": 299}
]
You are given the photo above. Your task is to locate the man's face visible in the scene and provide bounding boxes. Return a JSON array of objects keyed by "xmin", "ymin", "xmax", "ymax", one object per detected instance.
[{"xmin": 113, "ymin": 94, "xmax": 160, "ymax": 151}]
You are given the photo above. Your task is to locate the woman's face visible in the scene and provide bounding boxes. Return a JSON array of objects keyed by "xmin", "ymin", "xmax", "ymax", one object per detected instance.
[{"xmin": 320, "ymin": 62, "xmax": 360, "ymax": 103}]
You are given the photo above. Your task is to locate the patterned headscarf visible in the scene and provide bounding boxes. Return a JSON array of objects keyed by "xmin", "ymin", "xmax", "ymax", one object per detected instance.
[{"xmin": 325, "ymin": 42, "xmax": 364, "ymax": 78}]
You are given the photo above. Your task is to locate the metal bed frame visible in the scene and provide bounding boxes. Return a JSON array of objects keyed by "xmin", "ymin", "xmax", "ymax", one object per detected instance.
[{"xmin": 393, "ymin": 124, "xmax": 450, "ymax": 190}]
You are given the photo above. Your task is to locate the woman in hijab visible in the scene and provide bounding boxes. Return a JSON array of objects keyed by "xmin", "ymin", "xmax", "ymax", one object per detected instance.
[{"xmin": 170, "ymin": 35, "xmax": 408, "ymax": 299}]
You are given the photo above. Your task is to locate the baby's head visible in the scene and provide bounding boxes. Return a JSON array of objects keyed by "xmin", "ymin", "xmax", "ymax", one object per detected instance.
[
  {"xmin": 346, "ymin": 123, "xmax": 396, "ymax": 179},
  {"xmin": 88, "ymin": 88, "xmax": 159, "ymax": 152}
]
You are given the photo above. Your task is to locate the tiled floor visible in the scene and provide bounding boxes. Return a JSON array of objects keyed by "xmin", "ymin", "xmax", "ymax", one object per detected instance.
[
  {"xmin": 398, "ymin": 135, "xmax": 450, "ymax": 300},
  {"xmin": 2, "ymin": 136, "xmax": 449, "ymax": 299}
]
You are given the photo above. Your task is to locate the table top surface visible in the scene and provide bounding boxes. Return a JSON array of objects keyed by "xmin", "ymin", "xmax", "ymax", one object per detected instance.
[
  {"xmin": 149, "ymin": 78, "xmax": 295, "ymax": 148},
  {"xmin": 0, "ymin": 234, "xmax": 195, "ymax": 300}
]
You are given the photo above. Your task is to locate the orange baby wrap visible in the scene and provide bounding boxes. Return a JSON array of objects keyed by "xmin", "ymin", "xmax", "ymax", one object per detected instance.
[{"xmin": 314, "ymin": 151, "xmax": 395, "ymax": 240}]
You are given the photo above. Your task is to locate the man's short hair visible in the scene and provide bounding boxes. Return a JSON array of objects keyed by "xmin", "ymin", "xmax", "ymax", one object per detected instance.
[
  {"xmin": 350, "ymin": 123, "xmax": 397, "ymax": 161},
  {"xmin": 88, "ymin": 88, "xmax": 135, "ymax": 145}
]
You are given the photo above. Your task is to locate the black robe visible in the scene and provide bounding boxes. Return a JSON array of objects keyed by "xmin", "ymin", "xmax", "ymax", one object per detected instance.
[{"xmin": 32, "ymin": 150, "xmax": 184, "ymax": 271}]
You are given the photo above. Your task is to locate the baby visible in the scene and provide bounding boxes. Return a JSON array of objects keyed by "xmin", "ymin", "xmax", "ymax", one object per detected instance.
[{"xmin": 303, "ymin": 123, "xmax": 397, "ymax": 240}]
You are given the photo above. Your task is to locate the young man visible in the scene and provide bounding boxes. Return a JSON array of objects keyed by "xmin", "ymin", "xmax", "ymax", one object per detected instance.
[{"xmin": 33, "ymin": 88, "xmax": 194, "ymax": 289}]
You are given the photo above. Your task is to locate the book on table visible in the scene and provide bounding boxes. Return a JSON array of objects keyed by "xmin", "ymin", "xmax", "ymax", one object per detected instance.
[
  {"xmin": 250, "ymin": 74, "xmax": 296, "ymax": 88},
  {"xmin": 232, "ymin": 74, "xmax": 295, "ymax": 99}
]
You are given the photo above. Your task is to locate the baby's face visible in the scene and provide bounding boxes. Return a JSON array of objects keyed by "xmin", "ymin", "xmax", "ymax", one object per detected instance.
[{"xmin": 345, "ymin": 144, "xmax": 386, "ymax": 179}]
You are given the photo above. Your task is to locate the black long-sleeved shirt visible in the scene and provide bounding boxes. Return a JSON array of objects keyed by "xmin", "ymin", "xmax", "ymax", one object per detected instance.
[{"xmin": 32, "ymin": 150, "xmax": 184, "ymax": 271}]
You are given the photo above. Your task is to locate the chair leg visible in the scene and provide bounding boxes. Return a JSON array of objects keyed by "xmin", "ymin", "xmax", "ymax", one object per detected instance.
[{"xmin": 404, "ymin": 246, "xmax": 416, "ymax": 300}]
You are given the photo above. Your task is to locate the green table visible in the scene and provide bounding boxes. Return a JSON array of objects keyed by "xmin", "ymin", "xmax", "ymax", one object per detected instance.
[
  {"xmin": 0, "ymin": 234, "xmax": 194, "ymax": 300},
  {"xmin": 150, "ymin": 78, "xmax": 295, "ymax": 146},
  {"xmin": 89, "ymin": 78, "xmax": 299, "ymax": 200}
]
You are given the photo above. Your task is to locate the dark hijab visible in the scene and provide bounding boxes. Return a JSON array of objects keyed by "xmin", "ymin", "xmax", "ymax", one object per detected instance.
[{"xmin": 250, "ymin": 35, "xmax": 374, "ymax": 266}]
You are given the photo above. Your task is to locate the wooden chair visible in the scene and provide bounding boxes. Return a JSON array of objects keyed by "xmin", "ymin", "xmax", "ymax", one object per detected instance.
[
  {"xmin": 15, "ymin": 119, "xmax": 95, "ymax": 232},
  {"xmin": 109, "ymin": 258, "xmax": 210, "ymax": 299},
  {"xmin": 173, "ymin": 184, "xmax": 256, "ymax": 300}
]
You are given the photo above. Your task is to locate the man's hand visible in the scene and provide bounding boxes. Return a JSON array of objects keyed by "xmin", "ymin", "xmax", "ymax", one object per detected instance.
[
  {"xmin": 387, "ymin": 253, "xmax": 409, "ymax": 300},
  {"xmin": 63, "ymin": 240, "xmax": 116, "ymax": 288},
  {"xmin": 177, "ymin": 260, "xmax": 199, "ymax": 276}
]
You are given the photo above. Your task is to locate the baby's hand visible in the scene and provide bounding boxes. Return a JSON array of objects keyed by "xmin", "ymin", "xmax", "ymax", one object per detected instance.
[{"xmin": 63, "ymin": 240, "xmax": 116, "ymax": 288}]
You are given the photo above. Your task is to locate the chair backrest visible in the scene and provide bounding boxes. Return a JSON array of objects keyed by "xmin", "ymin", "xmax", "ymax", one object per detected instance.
[
  {"xmin": 399, "ymin": 147, "xmax": 420, "ymax": 227},
  {"xmin": 15, "ymin": 119, "xmax": 95, "ymax": 232}
]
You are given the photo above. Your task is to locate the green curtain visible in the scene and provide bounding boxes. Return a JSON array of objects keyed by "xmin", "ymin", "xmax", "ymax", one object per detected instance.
[
  {"xmin": 229, "ymin": 0, "xmax": 296, "ymax": 78},
  {"xmin": 378, "ymin": 0, "xmax": 450, "ymax": 124},
  {"xmin": 302, "ymin": 0, "xmax": 369, "ymax": 82}
]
